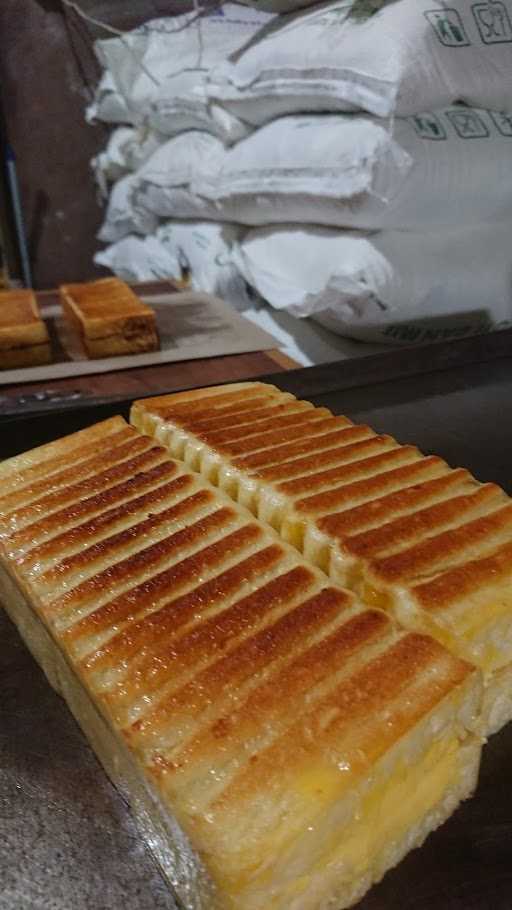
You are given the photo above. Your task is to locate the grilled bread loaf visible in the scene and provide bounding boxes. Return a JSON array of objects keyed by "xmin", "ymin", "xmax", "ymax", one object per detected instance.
[
  {"xmin": 0, "ymin": 416, "xmax": 482, "ymax": 910},
  {"xmin": 60, "ymin": 277, "xmax": 159, "ymax": 358},
  {"xmin": 0, "ymin": 288, "xmax": 51, "ymax": 368},
  {"xmin": 132, "ymin": 381, "xmax": 512, "ymax": 735}
]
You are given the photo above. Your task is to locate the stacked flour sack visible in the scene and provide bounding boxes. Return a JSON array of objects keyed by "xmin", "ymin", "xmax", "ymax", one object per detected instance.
[
  {"xmin": 197, "ymin": 0, "xmax": 512, "ymax": 344},
  {"xmin": 89, "ymin": 4, "xmax": 273, "ymax": 305}
]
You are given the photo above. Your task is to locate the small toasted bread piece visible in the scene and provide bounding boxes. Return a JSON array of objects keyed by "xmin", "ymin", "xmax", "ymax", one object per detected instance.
[
  {"xmin": 0, "ymin": 289, "xmax": 51, "ymax": 368},
  {"xmin": 60, "ymin": 277, "xmax": 159, "ymax": 358},
  {"xmin": 0, "ymin": 417, "xmax": 482, "ymax": 910},
  {"xmin": 132, "ymin": 382, "xmax": 512, "ymax": 735}
]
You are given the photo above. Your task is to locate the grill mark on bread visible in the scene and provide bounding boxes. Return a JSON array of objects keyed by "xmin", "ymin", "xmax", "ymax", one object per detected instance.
[
  {"xmin": 103, "ymin": 568, "xmax": 327, "ymax": 722},
  {"xmin": 200, "ymin": 406, "xmax": 318, "ymax": 447},
  {"xmin": 344, "ymin": 484, "xmax": 506, "ymax": 560},
  {"xmin": 169, "ymin": 396, "xmax": 284, "ymax": 426},
  {"xmin": 217, "ymin": 415, "xmax": 346, "ymax": 458},
  {"xmin": 43, "ymin": 506, "xmax": 239, "ymax": 616},
  {"xmin": 179, "ymin": 401, "xmax": 302, "ymax": 434},
  {"xmin": 39, "ymin": 489, "xmax": 214, "ymax": 583},
  {"xmin": 413, "ymin": 538, "xmax": 512, "ymax": 612},
  {"xmin": 17, "ymin": 472, "xmax": 191, "ymax": 567},
  {"xmin": 316, "ymin": 469, "xmax": 473, "ymax": 539},
  {"xmin": 295, "ymin": 457, "xmax": 447, "ymax": 515},
  {"xmin": 132, "ymin": 586, "xmax": 343, "ymax": 760},
  {"xmin": 61, "ymin": 522, "xmax": 263, "ymax": 639},
  {"xmin": 0, "ymin": 434, "xmax": 156, "ymax": 515},
  {"xmin": 167, "ymin": 608, "xmax": 389, "ymax": 776},
  {"xmin": 78, "ymin": 544, "xmax": 286, "ymax": 668},
  {"xmin": 0, "ymin": 416, "xmax": 126, "ymax": 477},
  {"xmin": 277, "ymin": 445, "xmax": 416, "ymax": 497},
  {"xmin": 0, "ymin": 426, "xmax": 138, "ymax": 495},
  {"xmin": 128, "ymin": 570, "xmax": 335, "ymax": 741},
  {"xmin": 2, "ymin": 446, "xmax": 168, "ymax": 535},
  {"xmin": 370, "ymin": 502, "xmax": 512, "ymax": 583},
  {"xmin": 138, "ymin": 589, "xmax": 348, "ymax": 760},
  {"xmin": 155, "ymin": 388, "xmax": 275, "ymax": 419},
  {"xmin": 6, "ymin": 460, "xmax": 177, "ymax": 554},
  {"xmin": 254, "ymin": 431, "xmax": 385, "ymax": 483},
  {"xmin": 231, "ymin": 422, "xmax": 356, "ymax": 471},
  {"xmin": 211, "ymin": 633, "xmax": 472, "ymax": 811}
]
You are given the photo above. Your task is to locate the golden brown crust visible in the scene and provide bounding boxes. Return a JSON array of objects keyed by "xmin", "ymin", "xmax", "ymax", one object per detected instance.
[
  {"xmin": 3, "ymin": 457, "xmax": 176, "ymax": 555},
  {"xmin": 43, "ymin": 505, "xmax": 241, "ymax": 619},
  {"xmin": 139, "ymin": 383, "xmax": 280, "ymax": 417},
  {"xmin": 233, "ymin": 422, "xmax": 355, "ymax": 471},
  {"xmin": 77, "ymin": 544, "xmax": 286, "ymax": 667},
  {"xmin": 295, "ymin": 456, "xmax": 447, "ymax": 516},
  {"xmin": 0, "ymin": 343, "xmax": 52, "ymax": 369},
  {"xmin": 181, "ymin": 400, "xmax": 311, "ymax": 435},
  {"xmin": 1, "ymin": 446, "xmax": 168, "ymax": 544},
  {"xmin": 413, "ymin": 539, "xmax": 512, "ymax": 612},
  {"xmin": 133, "ymin": 384, "xmax": 512, "ymax": 706},
  {"xmin": 60, "ymin": 278, "xmax": 159, "ymax": 357},
  {"xmin": 0, "ymin": 289, "xmax": 49, "ymax": 351},
  {"xmin": 256, "ymin": 429, "xmax": 383, "ymax": 481},
  {"xmin": 0, "ymin": 417, "xmax": 128, "ymax": 480},
  {"xmin": 128, "ymin": 581, "xmax": 357, "ymax": 755},
  {"xmin": 209, "ymin": 632, "xmax": 473, "ymax": 813},
  {"xmin": 16, "ymin": 473, "xmax": 192, "ymax": 570},
  {"xmin": 162, "ymin": 607, "xmax": 390, "ymax": 777},
  {"xmin": 0, "ymin": 415, "xmax": 482, "ymax": 909},
  {"xmin": 344, "ymin": 484, "xmax": 504, "ymax": 561},
  {"xmin": 317, "ymin": 469, "xmax": 474, "ymax": 539},
  {"xmin": 0, "ymin": 429, "xmax": 152, "ymax": 515},
  {"xmin": 369, "ymin": 502, "xmax": 512, "ymax": 584}
]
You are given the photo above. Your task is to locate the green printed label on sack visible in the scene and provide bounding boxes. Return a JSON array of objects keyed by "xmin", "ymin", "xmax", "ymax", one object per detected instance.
[
  {"xmin": 472, "ymin": 2, "xmax": 512, "ymax": 43},
  {"xmin": 424, "ymin": 9, "xmax": 471, "ymax": 45},
  {"xmin": 445, "ymin": 109, "xmax": 490, "ymax": 137},
  {"xmin": 409, "ymin": 113, "xmax": 447, "ymax": 140}
]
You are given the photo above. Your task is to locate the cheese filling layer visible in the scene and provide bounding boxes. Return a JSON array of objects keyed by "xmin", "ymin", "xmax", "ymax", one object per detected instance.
[{"xmin": 216, "ymin": 732, "xmax": 465, "ymax": 909}]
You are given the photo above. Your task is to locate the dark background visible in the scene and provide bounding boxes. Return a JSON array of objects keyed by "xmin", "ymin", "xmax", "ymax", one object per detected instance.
[{"xmin": 0, "ymin": 1, "xmax": 196, "ymax": 288}]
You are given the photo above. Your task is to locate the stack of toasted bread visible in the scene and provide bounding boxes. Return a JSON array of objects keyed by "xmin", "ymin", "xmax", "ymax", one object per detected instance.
[
  {"xmin": 0, "ymin": 278, "xmax": 160, "ymax": 369},
  {"xmin": 60, "ymin": 277, "xmax": 159, "ymax": 358},
  {"xmin": 0, "ymin": 414, "xmax": 483, "ymax": 910},
  {"xmin": 0, "ymin": 289, "xmax": 51, "ymax": 368},
  {"xmin": 4, "ymin": 379, "xmax": 512, "ymax": 909},
  {"xmin": 134, "ymin": 382, "xmax": 512, "ymax": 737}
]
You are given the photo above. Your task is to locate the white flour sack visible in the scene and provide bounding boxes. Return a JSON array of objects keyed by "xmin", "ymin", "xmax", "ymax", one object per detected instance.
[
  {"xmin": 232, "ymin": 223, "xmax": 512, "ymax": 343},
  {"xmin": 98, "ymin": 174, "xmax": 158, "ymax": 243},
  {"xmin": 94, "ymin": 235, "xmax": 182, "ymax": 283},
  {"xmin": 195, "ymin": 108, "xmax": 512, "ymax": 228},
  {"xmin": 95, "ymin": 223, "xmax": 248, "ymax": 304},
  {"xmin": 155, "ymin": 221, "xmax": 252, "ymax": 306},
  {"xmin": 92, "ymin": 127, "xmax": 164, "ymax": 198},
  {"xmin": 95, "ymin": 5, "xmax": 273, "ymax": 143},
  {"xmin": 236, "ymin": 0, "xmax": 386, "ymax": 14},
  {"xmin": 86, "ymin": 72, "xmax": 132, "ymax": 125},
  {"xmin": 208, "ymin": 0, "xmax": 512, "ymax": 125},
  {"xmin": 134, "ymin": 131, "xmax": 228, "ymax": 222}
]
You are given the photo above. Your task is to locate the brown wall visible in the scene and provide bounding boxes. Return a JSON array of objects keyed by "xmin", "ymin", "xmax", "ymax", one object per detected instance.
[{"xmin": 0, "ymin": 0, "xmax": 195, "ymax": 289}]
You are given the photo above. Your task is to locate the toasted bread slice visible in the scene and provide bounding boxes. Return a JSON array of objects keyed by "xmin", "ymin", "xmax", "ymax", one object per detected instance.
[
  {"xmin": 0, "ymin": 417, "xmax": 481, "ymax": 910},
  {"xmin": 60, "ymin": 277, "xmax": 159, "ymax": 358},
  {"xmin": 0, "ymin": 289, "xmax": 51, "ymax": 368},
  {"xmin": 132, "ymin": 382, "xmax": 512, "ymax": 735}
]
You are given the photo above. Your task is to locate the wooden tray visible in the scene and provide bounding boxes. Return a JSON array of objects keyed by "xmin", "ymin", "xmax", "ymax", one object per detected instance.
[{"xmin": 0, "ymin": 289, "xmax": 279, "ymax": 386}]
